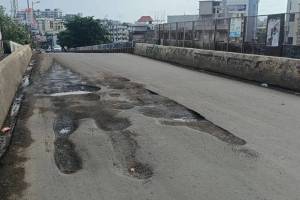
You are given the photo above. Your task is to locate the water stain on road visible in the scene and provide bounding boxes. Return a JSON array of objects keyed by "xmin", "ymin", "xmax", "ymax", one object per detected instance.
[{"xmin": 14, "ymin": 60, "xmax": 246, "ymax": 180}]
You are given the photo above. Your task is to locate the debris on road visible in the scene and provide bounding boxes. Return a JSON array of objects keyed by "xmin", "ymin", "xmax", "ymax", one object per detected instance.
[
  {"xmin": 1, "ymin": 127, "xmax": 11, "ymax": 134},
  {"xmin": 261, "ymin": 83, "xmax": 269, "ymax": 88}
]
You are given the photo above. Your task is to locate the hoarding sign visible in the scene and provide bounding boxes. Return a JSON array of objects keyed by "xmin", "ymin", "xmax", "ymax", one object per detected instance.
[
  {"xmin": 229, "ymin": 18, "xmax": 242, "ymax": 38},
  {"xmin": 266, "ymin": 14, "xmax": 284, "ymax": 47}
]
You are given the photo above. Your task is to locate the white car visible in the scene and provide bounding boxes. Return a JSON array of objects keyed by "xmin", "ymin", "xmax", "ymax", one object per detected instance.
[{"xmin": 53, "ymin": 45, "xmax": 62, "ymax": 52}]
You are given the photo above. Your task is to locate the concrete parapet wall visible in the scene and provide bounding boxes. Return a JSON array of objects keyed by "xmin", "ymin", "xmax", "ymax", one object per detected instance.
[
  {"xmin": 9, "ymin": 41, "xmax": 23, "ymax": 53},
  {"xmin": 134, "ymin": 43, "xmax": 300, "ymax": 92},
  {"xmin": 0, "ymin": 45, "xmax": 32, "ymax": 127}
]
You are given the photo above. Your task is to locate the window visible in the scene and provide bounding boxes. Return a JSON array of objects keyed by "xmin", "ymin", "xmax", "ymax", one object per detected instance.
[
  {"xmin": 289, "ymin": 14, "xmax": 295, "ymax": 22},
  {"xmin": 288, "ymin": 37, "xmax": 293, "ymax": 44}
]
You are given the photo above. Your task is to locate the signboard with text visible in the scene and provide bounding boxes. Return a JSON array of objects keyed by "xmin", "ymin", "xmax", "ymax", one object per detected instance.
[{"xmin": 229, "ymin": 18, "xmax": 242, "ymax": 38}]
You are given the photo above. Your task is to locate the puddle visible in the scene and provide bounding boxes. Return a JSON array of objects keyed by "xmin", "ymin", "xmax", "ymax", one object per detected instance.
[
  {"xmin": 37, "ymin": 63, "xmax": 100, "ymax": 96},
  {"xmin": 49, "ymin": 91, "xmax": 93, "ymax": 97},
  {"xmin": 10, "ymin": 95, "xmax": 24, "ymax": 117},
  {"xmin": 53, "ymin": 114, "xmax": 78, "ymax": 138},
  {"xmin": 22, "ymin": 76, "xmax": 30, "ymax": 88}
]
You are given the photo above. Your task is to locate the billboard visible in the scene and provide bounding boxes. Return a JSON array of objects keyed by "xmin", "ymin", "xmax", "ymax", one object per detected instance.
[
  {"xmin": 229, "ymin": 18, "xmax": 242, "ymax": 38},
  {"xmin": 266, "ymin": 15, "xmax": 284, "ymax": 47}
]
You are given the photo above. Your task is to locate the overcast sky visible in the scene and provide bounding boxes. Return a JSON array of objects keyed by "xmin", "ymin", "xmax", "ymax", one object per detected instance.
[{"xmin": 1, "ymin": 0, "xmax": 288, "ymax": 22}]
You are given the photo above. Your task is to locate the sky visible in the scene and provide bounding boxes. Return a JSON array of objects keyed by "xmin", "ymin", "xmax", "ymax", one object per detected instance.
[{"xmin": 1, "ymin": 0, "xmax": 288, "ymax": 23}]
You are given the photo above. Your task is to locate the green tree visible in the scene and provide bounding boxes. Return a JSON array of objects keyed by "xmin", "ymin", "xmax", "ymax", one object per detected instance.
[
  {"xmin": 0, "ymin": 6, "xmax": 31, "ymax": 45},
  {"xmin": 58, "ymin": 16, "xmax": 110, "ymax": 49}
]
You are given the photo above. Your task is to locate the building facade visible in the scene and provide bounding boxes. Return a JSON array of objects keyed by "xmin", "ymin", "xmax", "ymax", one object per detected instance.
[
  {"xmin": 34, "ymin": 9, "xmax": 63, "ymax": 19},
  {"xmin": 197, "ymin": 0, "xmax": 259, "ymax": 41},
  {"xmin": 286, "ymin": 0, "xmax": 300, "ymax": 45},
  {"xmin": 36, "ymin": 18, "xmax": 65, "ymax": 35},
  {"xmin": 99, "ymin": 19, "xmax": 130, "ymax": 42},
  {"xmin": 167, "ymin": 15, "xmax": 199, "ymax": 23}
]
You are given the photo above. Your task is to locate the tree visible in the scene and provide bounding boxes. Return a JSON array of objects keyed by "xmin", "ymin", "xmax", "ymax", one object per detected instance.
[
  {"xmin": 0, "ymin": 6, "xmax": 31, "ymax": 45},
  {"xmin": 58, "ymin": 16, "xmax": 110, "ymax": 49}
]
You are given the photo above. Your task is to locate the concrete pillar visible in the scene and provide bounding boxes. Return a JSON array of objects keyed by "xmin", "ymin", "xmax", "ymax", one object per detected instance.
[
  {"xmin": 192, "ymin": 21, "xmax": 195, "ymax": 48},
  {"xmin": 183, "ymin": 24, "xmax": 186, "ymax": 47},
  {"xmin": 176, "ymin": 22, "xmax": 179, "ymax": 47}
]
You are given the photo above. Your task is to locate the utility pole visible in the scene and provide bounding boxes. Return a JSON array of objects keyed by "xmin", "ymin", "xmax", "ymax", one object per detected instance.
[
  {"xmin": 27, "ymin": 0, "xmax": 30, "ymax": 10},
  {"xmin": 10, "ymin": 0, "xmax": 19, "ymax": 18}
]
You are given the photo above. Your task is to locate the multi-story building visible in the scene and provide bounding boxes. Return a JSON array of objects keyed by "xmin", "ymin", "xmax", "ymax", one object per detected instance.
[
  {"xmin": 99, "ymin": 19, "xmax": 130, "ymax": 42},
  {"xmin": 34, "ymin": 9, "xmax": 63, "ymax": 19},
  {"xmin": 130, "ymin": 16, "xmax": 155, "ymax": 42},
  {"xmin": 286, "ymin": 0, "xmax": 300, "ymax": 45},
  {"xmin": 197, "ymin": 0, "xmax": 259, "ymax": 41},
  {"xmin": 198, "ymin": 0, "xmax": 259, "ymax": 18},
  {"xmin": 36, "ymin": 18, "xmax": 65, "ymax": 35}
]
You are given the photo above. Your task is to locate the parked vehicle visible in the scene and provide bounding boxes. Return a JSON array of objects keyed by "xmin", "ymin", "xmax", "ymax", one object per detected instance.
[{"xmin": 53, "ymin": 45, "xmax": 62, "ymax": 52}]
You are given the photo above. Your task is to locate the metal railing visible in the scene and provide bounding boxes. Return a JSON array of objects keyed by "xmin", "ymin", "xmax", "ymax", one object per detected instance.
[
  {"xmin": 69, "ymin": 41, "xmax": 135, "ymax": 53},
  {"xmin": 149, "ymin": 13, "xmax": 300, "ymax": 59}
]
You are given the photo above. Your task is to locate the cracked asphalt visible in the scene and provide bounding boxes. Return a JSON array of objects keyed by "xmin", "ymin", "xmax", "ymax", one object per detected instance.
[{"xmin": 1, "ymin": 53, "xmax": 300, "ymax": 200}]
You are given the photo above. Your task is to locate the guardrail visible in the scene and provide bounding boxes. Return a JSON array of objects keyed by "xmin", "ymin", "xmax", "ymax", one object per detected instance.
[{"xmin": 69, "ymin": 42, "xmax": 135, "ymax": 53}]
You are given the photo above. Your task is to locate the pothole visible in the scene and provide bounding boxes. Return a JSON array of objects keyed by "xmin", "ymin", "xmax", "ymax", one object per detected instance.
[
  {"xmin": 54, "ymin": 138, "xmax": 82, "ymax": 174},
  {"xmin": 110, "ymin": 130, "xmax": 153, "ymax": 179},
  {"xmin": 37, "ymin": 63, "xmax": 100, "ymax": 96},
  {"xmin": 52, "ymin": 114, "xmax": 81, "ymax": 174},
  {"xmin": 135, "ymin": 90, "xmax": 246, "ymax": 146},
  {"xmin": 53, "ymin": 114, "xmax": 78, "ymax": 138},
  {"xmin": 161, "ymin": 120, "xmax": 246, "ymax": 145}
]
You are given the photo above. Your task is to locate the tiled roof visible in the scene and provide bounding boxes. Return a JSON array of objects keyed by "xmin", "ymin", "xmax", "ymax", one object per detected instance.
[{"xmin": 137, "ymin": 16, "xmax": 153, "ymax": 22}]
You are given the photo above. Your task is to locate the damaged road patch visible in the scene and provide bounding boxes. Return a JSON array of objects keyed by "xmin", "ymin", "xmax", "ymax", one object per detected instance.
[{"xmin": 110, "ymin": 130, "xmax": 153, "ymax": 179}]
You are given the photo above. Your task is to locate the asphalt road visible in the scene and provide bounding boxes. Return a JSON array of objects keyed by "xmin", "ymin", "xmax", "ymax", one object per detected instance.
[{"xmin": 1, "ymin": 53, "xmax": 300, "ymax": 200}]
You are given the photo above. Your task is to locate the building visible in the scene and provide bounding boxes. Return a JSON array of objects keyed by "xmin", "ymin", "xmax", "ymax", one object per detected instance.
[
  {"xmin": 137, "ymin": 16, "xmax": 154, "ymax": 25},
  {"xmin": 63, "ymin": 13, "xmax": 83, "ymax": 21},
  {"xmin": 197, "ymin": 0, "xmax": 259, "ymax": 41},
  {"xmin": 286, "ymin": 0, "xmax": 300, "ymax": 45},
  {"xmin": 198, "ymin": 0, "xmax": 259, "ymax": 18},
  {"xmin": 16, "ymin": 8, "xmax": 34, "ymax": 26},
  {"xmin": 34, "ymin": 9, "xmax": 63, "ymax": 19},
  {"xmin": 36, "ymin": 18, "xmax": 65, "ymax": 35},
  {"xmin": 99, "ymin": 19, "xmax": 130, "ymax": 42},
  {"xmin": 226, "ymin": 0, "xmax": 259, "ymax": 42},
  {"xmin": 167, "ymin": 15, "xmax": 199, "ymax": 23},
  {"xmin": 130, "ymin": 16, "xmax": 155, "ymax": 42}
]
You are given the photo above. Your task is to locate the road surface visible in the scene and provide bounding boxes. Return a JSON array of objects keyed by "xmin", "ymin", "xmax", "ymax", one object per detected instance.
[{"xmin": 1, "ymin": 53, "xmax": 300, "ymax": 200}]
